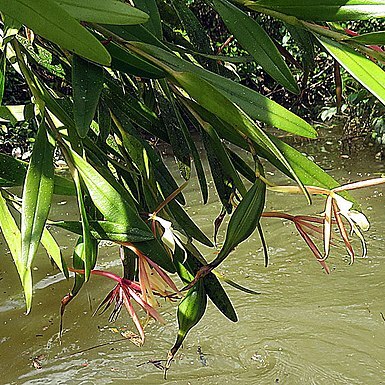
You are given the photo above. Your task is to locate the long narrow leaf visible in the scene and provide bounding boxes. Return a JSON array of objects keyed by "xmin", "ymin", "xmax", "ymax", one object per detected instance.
[
  {"xmin": 130, "ymin": 42, "xmax": 317, "ymax": 138},
  {"xmin": 242, "ymin": 0, "xmax": 385, "ymax": 21},
  {"xmin": 21, "ymin": 122, "xmax": 55, "ymax": 312},
  {"xmin": 318, "ymin": 36, "xmax": 385, "ymax": 106},
  {"xmin": 72, "ymin": 55, "xmax": 104, "ymax": 138},
  {"xmin": 0, "ymin": 0, "xmax": 111, "ymax": 65},
  {"xmin": 54, "ymin": 0, "xmax": 148, "ymax": 25},
  {"xmin": 213, "ymin": 0, "xmax": 299, "ymax": 93}
]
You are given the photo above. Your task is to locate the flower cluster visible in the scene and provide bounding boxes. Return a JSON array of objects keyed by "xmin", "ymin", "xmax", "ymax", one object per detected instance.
[{"xmin": 267, "ymin": 177, "xmax": 385, "ymax": 270}]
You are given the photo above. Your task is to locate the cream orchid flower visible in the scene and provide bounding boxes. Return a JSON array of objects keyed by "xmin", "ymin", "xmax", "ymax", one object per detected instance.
[{"xmin": 270, "ymin": 177, "xmax": 385, "ymax": 263}]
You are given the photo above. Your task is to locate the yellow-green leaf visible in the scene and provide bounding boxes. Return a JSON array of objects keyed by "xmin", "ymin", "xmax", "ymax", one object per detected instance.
[
  {"xmin": 318, "ymin": 36, "xmax": 385, "ymax": 106},
  {"xmin": 21, "ymin": 122, "xmax": 55, "ymax": 313}
]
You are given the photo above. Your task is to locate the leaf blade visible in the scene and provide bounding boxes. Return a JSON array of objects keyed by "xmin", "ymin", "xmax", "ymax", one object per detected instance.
[
  {"xmin": 1, "ymin": 0, "xmax": 111, "ymax": 65},
  {"xmin": 213, "ymin": 0, "xmax": 299, "ymax": 94},
  {"xmin": 21, "ymin": 122, "xmax": 55, "ymax": 312}
]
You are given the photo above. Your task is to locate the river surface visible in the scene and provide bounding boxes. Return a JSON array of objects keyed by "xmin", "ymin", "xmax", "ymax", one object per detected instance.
[{"xmin": 1, "ymin": 128, "xmax": 385, "ymax": 385}]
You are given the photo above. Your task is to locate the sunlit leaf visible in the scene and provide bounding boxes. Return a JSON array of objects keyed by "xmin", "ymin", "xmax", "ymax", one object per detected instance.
[
  {"xmin": 54, "ymin": 0, "xmax": 149, "ymax": 25},
  {"xmin": 68, "ymin": 145, "xmax": 153, "ymax": 237},
  {"xmin": 318, "ymin": 36, "xmax": 385, "ymax": 106},
  {"xmin": 21, "ymin": 122, "xmax": 55, "ymax": 313},
  {"xmin": 41, "ymin": 227, "xmax": 68, "ymax": 277},
  {"xmin": 130, "ymin": 42, "xmax": 317, "ymax": 138},
  {"xmin": 0, "ymin": 0, "xmax": 111, "ymax": 65},
  {"xmin": 243, "ymin": 0, "xmax": 385, "ymax": 21},
  {"xmin": 346, "ymin": 31, "xmax": 385, "ymax": 44}
]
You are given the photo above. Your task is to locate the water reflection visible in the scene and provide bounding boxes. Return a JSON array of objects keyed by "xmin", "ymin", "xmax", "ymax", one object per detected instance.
[{"xmin": 2, "ymin": 129, "xmax": 385, "ymax": 384}]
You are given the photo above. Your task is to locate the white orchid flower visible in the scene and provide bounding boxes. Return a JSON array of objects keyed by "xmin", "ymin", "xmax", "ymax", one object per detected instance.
[{"xmin": 269, "ymin": 177, "xmax": 385, "ymax": 263}]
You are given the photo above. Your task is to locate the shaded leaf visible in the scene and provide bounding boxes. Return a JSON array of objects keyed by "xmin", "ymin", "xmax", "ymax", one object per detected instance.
[
  {"xmin": 130, "ymin": 42, "xmax": 317, "ymax": 138},
  {"xmin": 50, "ymin": 220, "xmax": 154, "ymax": 242},
  {"xmin": 72, "ymin": 55, "xmax": 104, "ymax": 138},
  {"xmin": 0, "ymin": 152, "xmax": 75, "ymax": 195}
]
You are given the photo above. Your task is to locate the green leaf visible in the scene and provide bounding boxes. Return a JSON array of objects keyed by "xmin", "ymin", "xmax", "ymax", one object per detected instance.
[
  {"xmin": 73, "ymin": 170, "xmax": 95, "ymax": 280},
  {"xmin": 318, "ymin": 36, "xmax": 385, "ymax": 106},
  {"xmin": 21, "ymin": 122, "xmax": 55, "ymax": 313},
  {"xmin": 173, "ymin": 102, "xmax": 208, "ymax": 204},
  {"xmin": 0, "ymin": 52, "xmax": 5, "ymax": 104},
  {"xmin": 0, "ymin": 192, "xmax": 23, "ymax": 289},
  {"xmin": 212, "ymin": 0, "xmax": 299, "ymax": 94},
  {"xmin": 106, "ymin": 42, "xmax": 165, "ymax": 78},
  {"xmin": 168, "ymin": 199, "xmax": 214, "ymax": 247},
  {"xmin": 72, "ymin": 55, "xmax": 104, "ymax": 138},
  {"xmin": 203, "ymin": 273, "xmax": 238, "ymax": 322},
  {"xmin": 41, "ymin": 227, "xmax": 68, "ymax": 277},
  {"xmin": 133, "ymin": 0, "xmax": 162, "ymax": 39},
  {"xmin": 219, "ymin": 174, "xmax": 266, "ymax": 259},
  {"xmin": 67, "ymin": 145, "xmax": 153, "ymax": 237},
  {"xmin": 54, "ymin": 0, "xmax": 149, "ymax": 24},
  {"xmin": 243, "ymin": 0, "xmax": 385, "ymax": 21},
  {"xmin": 167, "ymin": 280, "xmax": 207, "ymax": 368},
  {"xmin": 346, "ymin": 31, "xmax": 385, "ymax": 45},
  {"xmin": 170, "ymin": 71, "xmax": 310, "ymax": 201},
  {"xmin": 130, "ymin": 42, "xmax": 316, "ymax": 138},
  {"xmin": 0, "ymin": 0, "xmax": 111, "ymax": 65},
  {"xmin": 50, "ymin": 220, "xmax": 154, "ymax": 242},
  {"xmin": 0, "ymin": 152, "xmax": 75, "ymax": 195},
  {"xmin": 270, "ymin": 135, "xmax": 341, "ymax": 189}
]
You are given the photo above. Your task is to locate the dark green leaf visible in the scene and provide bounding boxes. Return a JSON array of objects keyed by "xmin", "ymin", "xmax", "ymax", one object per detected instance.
[
  {"xmin": 213, "ymin": 0, "xmax": 299, "ymax": 93},
  {"xmin": 133, "ymin": 0, "xmax": 162, "ymax": 39},
  {"xmin": 72, "ymin": 55, "xmax": 104, "ymax": 138},
  {"xmin": 220, "ymin": 175, "xmax": 266, "ymax": 259},
  {"xmin": 203, "ymin": 273, "xmax": 237, "ymax": 322}
]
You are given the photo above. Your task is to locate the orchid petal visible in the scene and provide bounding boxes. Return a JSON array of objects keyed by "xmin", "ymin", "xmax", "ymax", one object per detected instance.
[
  {"xmin": 323, "ymin": 195, "xmax": 333, "ymax": 260},
  {"xmin": 295, "ymin": 223, "xmax": 330, "ymax": 273},
  {"xmin": 347, "ymin": 210, "xmax": 370, "ymax": 231},
  {"xmin": 332, "ymin": 200, "xmax": 355, "ymax": 264},
  {"xmin": 332, "ymin": 193, "xmax": 353, "ymax": 214},
  {"xmin": 333, "ymin": 177, "xmax": 385, "ymax": 192},
  {"xmin": 123, "ymin": 295, "xmax": 145, "ymax": 344}
]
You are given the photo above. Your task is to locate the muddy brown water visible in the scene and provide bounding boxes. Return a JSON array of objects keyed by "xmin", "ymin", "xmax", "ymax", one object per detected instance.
[{"xmin": 1, "ymin": 128, "xmax": 385, "ymax": 384}]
